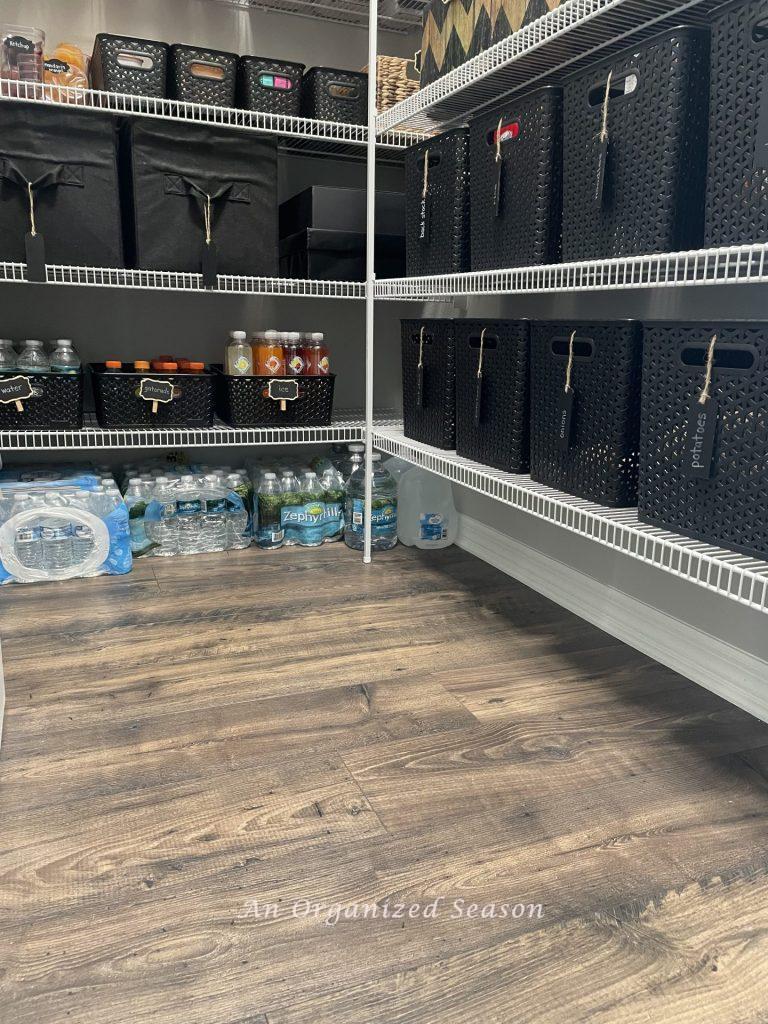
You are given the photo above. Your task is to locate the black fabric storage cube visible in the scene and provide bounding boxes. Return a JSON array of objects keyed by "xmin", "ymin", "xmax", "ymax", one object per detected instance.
[
  {"xmin": 121, "ymin": 119, "xmax": 278, "ymax": 277},
  {"xmin": 279, "ymin": 229, "xmax": 405, "ymax": 281},
  {"xmin": 638, "ymin": 322, "xmax": 768, "ymax": 559},
  {"xmin": 470, "ymin": 88, "xmax": 562, "ymax": 270},
  {"xmin": 704, "ymin": 0, "xmax": 768, "ymax": 247},
  {"xmin": 301, "ymin": 68, "xmax": 368, "ymax": 124},
  {"xmin": 530, "ymin": 321, "xmax": 643, "ymax": 507},
  {"xmin": 238, "ymin": 56, "xmax": 305, "ymax": 117},
  {"xmin": 405, "ymin": 129, "xmax": 470, "ymax": 276},
  {"xmin": 455, "ymin": 320, "xmax": 530, "ymax": 472},
  {"xmin": 91, "ymin": 34, "xmax": 169, "ymax": 98},
  {"xmin": 0, "ymin": 371, "xmax": 83, "ymax": 429},
  {"xmin": 561, "ymin": 27, "xmax": 709, "ymax": 262},
  {"xmin": 401, "ymin": 319, "xmax": 456, "ymax": 450},
  {"xmin": 0, "ymin": 102, "xmax": 123, "ymax": 268},
  {"xmin": 168, "ymin": 44, "xmax": 238, "ymax": 107}
]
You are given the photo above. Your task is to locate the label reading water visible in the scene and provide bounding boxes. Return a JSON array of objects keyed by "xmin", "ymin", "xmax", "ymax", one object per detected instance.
[
  {"xmin": 349, "ymin": 498, "xmax": 397, "ymax": 538},
  {"xmin": 420, "ymin": 512, "xmax": 447, "ymax": 541}
]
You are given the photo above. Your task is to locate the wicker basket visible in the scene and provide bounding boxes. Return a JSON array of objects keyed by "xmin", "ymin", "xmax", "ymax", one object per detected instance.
[{"xmin": 363, "ymin": 56, "xmax": 419, "ymax": 112}]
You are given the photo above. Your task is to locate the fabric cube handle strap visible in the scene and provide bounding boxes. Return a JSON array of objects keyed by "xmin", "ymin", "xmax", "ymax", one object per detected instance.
[{"xmin": 0, "ymin": 159, "xmax": 84, "ymax": 236}]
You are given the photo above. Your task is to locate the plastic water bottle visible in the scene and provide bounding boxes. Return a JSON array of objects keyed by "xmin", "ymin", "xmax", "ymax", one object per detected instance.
[
  {"xmin": 321, "ymin": 467, "xmax": 345, "ymax": 543},
  {"xmin": 339, "ymin": 443, "xmax": 366, "ymax": 481},
  {"xmin": 200, "ymin": 474, "xmax": 228, "ymax": 553},
  {"xmin": 41, "ymin": 519, "xmax": 74, "ymax": 570},
  {"xmin": 297, "ymin": 472, "xmax": 325, "ymax": 547},
  {"xmin": 280, "ymin": 470, "xmax": 302, "ymax": 546},
  {"xmin": 148, "ymin": 476, "xmax": 179, "ymax": 557},
  {"xmin": 256, "ymin": 473, "xmax": 284, "ymax": 549},
  {"xmin": 50, "ymin": 339, "xmax": 81, "ymax": 374},
  {"xmin": 175, "ymin": 475, "xmax": 203, "ymax": 555},
  {"xmin": 17, "ymin": 339, "xmax": 49, "ymax": 373},
  {"xmin": 71, "ymin": 490, "xmax": 96, "ymax": 563},
  {"xmin": 397, "ymin": 469, "xmax": 457, "ymax": 549},
  {"xmin": 224, "ymin": 472, "xmax": 250, "ymax": 549},
  {"xmin": 344, "ymin": 453, "xmax": 397, "ymax": 552},
  {"xmin": 0, "ymin": 339, "xmax": 16, "ymax": 371},
  {"xmin": 10, "ymin": 493, "xmax": 43, "ymax": 569},
  {"xmin": 124, "ymin": 478, "xmax": 151, "ymax": 555}
]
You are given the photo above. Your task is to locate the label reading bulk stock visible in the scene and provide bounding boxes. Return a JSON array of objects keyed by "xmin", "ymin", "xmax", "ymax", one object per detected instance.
[
  {"xmin": 419, "ymin": 194, "xmax": 430, "ymax": 243},
  {"xmin": 684, "ymin": 397, "xmax": 717, "ymax": 479}
]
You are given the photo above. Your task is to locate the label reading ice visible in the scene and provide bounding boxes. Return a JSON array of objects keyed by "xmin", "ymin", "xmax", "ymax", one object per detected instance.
[
  {"xmin": 350, "ymin": 498, "xmax": 397, "ymax": 538},
  {"xmin": 420, "ymin": 512, "xmax": 447, "ymax": 541}
]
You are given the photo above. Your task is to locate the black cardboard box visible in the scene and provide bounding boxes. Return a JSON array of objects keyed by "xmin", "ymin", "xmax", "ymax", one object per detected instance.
[{"xmin": 279, "ymin": 228, "xmax": 405, "ymax": 281}]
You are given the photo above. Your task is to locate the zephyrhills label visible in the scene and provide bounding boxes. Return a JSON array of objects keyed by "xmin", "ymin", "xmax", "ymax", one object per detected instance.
[{"xmin": 684, "ymin": 397, "xmax": 717, "ymax": 479}]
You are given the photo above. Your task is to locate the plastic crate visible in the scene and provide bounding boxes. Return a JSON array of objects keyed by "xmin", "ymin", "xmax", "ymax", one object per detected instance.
[
  {"xmin": 454, "ymin": 320, "xmax": 530, "ymax": 472},
  {"xmin": 92, "ymin": 365, "xmax": 215, "ymax": 428},
  {"xmin": 237, "ymin": 56, "xmax": 305, "ymax": 117},
  {"xmin": 469, "ymin": 88, "xmax": 562, "ymax": 270},
  {"xmin": 530, "ymin": 321, "xmax": 643, "ymax": 507},
  {"xmin": 401, "ymin": 319, "xmax": 456, "ymax": 450},
  {"xmin": 0, "ymin": 371, "xmax": 83, "ymax": 429},
  {"xmin": 405, "ymin": 129, "xmax": 470, "ymax": 277},
  {"xmin": 561, "ymin": 26, "xmax": 709, "ymax": 261},
  {"xmin": 638, "ymin": 322, "xmax": 768, "ymax": 559},
  {"xmin": 90, "ymin": 33, "xmax": 169, "ymax": 98},
  {"xmin": 215, "ymin": 371, "xmax": 335, "ymax": 427},
  {"xmin": 704, "ymin": 0, "xmax": 768, "ymax": 247},
  {"xmin": 168, "ymin": 44, "xmax": 237, "ymax": 107},
  {"xmin": 300, "ymin": 67, "xmax": 368, "ymax": 124}
]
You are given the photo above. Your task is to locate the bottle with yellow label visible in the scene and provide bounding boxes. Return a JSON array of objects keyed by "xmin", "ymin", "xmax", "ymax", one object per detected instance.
[{"xmin": 226, "ymin": 330, "xmax": 252, "ymax": 376}]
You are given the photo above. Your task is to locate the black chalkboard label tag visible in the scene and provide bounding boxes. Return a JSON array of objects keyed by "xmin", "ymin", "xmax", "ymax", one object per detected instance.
[
  {"xmin": 684, "ymin": 397, "xmax": 717, "ymax": 479},
  {"xmin": 474, "ymin": 373, "xmax": 483, "ymax": 424},
  {"xmin": 419, "ymin": 194, "xmax": 430, "ymax": 244},
  {"xmin": 416, "ymin": 364, "xmax": 424, "ymax": 408},
  {"xmin": 25, "ymin": 232, "xmax": 46, "ymax": 283},
  {"xmin": 557, "ymin": 388, "xmax": 575, "ymax": 451},
  {"xmin": 755, "ymin": 81, "xmax": 768, "ymax": 169},
  {"xmin": 594, "ymin": 136, "xmax": 609, "ymax": 207},
  {"xmin": 44, "ymin": 58, "xmax": 70, "ymax": 75},
  {"xmin": 6, "ymin": 35, "xmax": 34, "ymax": 54},
  {"xmin": 201, "ymin": 241, "xmax": 218, "ymax": 289},
  {"xmin": 493, "ymin": 160, "xmax": 504, "ymax": 218},
  {"xmin": 268, "ymin": 377, "xmax": 299, "ymax": 412},
  {"xmin": 139, "ymin": 377, "xmax": 175, "ymax": 414},
  {"xmin": 0, "ymin": 374, "xmax": 34, "ymax": 412}
]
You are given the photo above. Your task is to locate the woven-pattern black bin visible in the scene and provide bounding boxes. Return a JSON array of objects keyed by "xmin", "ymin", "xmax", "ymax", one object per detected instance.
[
  {"xmin": 469, "ymin": 88, "xmax": 562, "ymax": 271},
  {"xmin": 405, "ymin": 129, "xmax": 470, "ymax": 277},
  {"xmin": 0, "ymin": 371, "xmax": 83, "ymax": 429},
  {"xmin": 530, "ymin": 321, "xmax": 643, "ymax": 506},
  {"xmin": 215, "ymin": 371, "xmax": 335, "ymax": 427},
  {"xmin": 455, "ymin": 320, "xmax": 530, "ymax": 472},
  {"xmin": 704, "ymin": 0, "xmax": 768, "ymax": 247},
  {"xmin": 300, "ymin": 68, "xmax": 368, "ymax": 124},
  {"xmin": 168, "ymin": 44, "xmax": 238, "ymax": 107},
  {"xmin": 91, "ymin": 34, "xmax": 169, "ymax": 98},
  {"xmin": 92, "ymin": 365, "xmax": 215, "ymax": 428},
  {"xmin": 561, "ymin": 27, "xmax": 710, "ymax": 262},
  {"xmin": 638, "ymin": 322, "xmax": 768, "ymax": 559},
  {"xmin": 238, "ymin": 56, "xmax": 305, "ymax": 117},
  {"xmin": 401, "ymin": 319, "xmax": 456, "ymax": 450}
]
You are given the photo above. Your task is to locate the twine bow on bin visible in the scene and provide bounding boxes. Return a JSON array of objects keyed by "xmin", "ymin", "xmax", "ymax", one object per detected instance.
[
  {"xmin": 699, "ymin": 333, "xmax": 718, "ymax": 404},
  {"xmin": 600, "ymin": 70, "xmax": 613, "ymax": 146},
  {"xmin": 474, "ymin": 327, "xmax": 487, "ymax": 424}
]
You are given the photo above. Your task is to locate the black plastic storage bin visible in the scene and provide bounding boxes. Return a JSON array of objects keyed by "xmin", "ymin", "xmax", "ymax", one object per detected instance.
[
  {"xmin": 0, "ymin": 371, "xmax": 83, "ymax": 429},
  {"xmin": 561, "ymin": 27, "xmax": 709, "ymax": 262},
  {"xmin": 405, "ymin": 129, "xmax": 470, "ymax": 277},
  {"xmin": 90, "ymin": 33, "xmax": 169, "ymax": 98},
  {"xmin": 704, "ymin": 0, "xmax": 768, "ymax": 247},
  {"xmin": 92, "ymin": 365, "xmax": 215, "ymax": 428},
  {"xmin": 530, "ymin": 321, "xmax": 643, "ymax": 506},
  {"xmin": 469, "ymin": 88, "xmax": 562, "ymax": 270},
  {"xmin": 120, "ymin": 118, "xmax": 278, "ymax": 277},
  {"xmin": 300, "ymin": 67, "xmax": 368, "ymax": 124},
  {"xmin": 168, "ymin": 44, "xmax": 238, "ymax": 107},
  {"xmin": 238, "ymin": 56, "xmax": 305, "ymax": 117},
  {"xmin": 454, "ymin": 320, "xmax": 530, "ymax": 472},
  {"xmin": 638, "ymin": 322, "xmax": 768, "ymax": 559},
  {"xmin": 401, "ymin": 319, "xmax": 456, "ymax": 450},
  {"xmin": 0, "ymin": 102, "xmax": 124, "ymax": 268},
  {"xmin": 216, "ymin": 372, "xmax": 335, "ymax": 427}
]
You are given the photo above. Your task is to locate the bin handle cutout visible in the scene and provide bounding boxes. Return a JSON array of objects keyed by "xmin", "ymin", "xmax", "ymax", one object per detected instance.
[
  {"xmin": 551, "ymin": 336, "xmax": 594, "ymax": 359},
  {"xmin": 468, "ymin": 333, "xmax": 498, "ymax": 349},
  {"xmin": 187, "ymin": 60, "xmax": 226, "ymax": 81},
  {"xmin": 681, "ymin": 341, "xmax": 755, "ymax": 371},
  {"xmin": 327, "ymin": 81, "xmax": 360, "ymax": 101},
  {"xmin": 752, "ymin": 16, "xmax": 768, "ymax": 43},
  {"xmin": 116, "ymin": 50, "xmax": 155, "ymax": 71},
  {"xmin": 588, "ymin": 70, "xmax": 637, "ymax": 106}
]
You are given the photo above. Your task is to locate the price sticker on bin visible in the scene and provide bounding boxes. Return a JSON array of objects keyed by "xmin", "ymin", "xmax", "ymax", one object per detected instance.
[
  {"xmin": 0, "ymin": 374, "xmax": 34, "ymax": 412},
  {"xmin": 138, "ymin": 377, "xmax": 177, "ymax": 414}
]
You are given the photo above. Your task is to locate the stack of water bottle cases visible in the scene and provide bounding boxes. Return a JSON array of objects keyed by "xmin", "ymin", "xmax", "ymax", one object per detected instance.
[{"xmin": 0, "ymin": 443, "xmax": 401, "ymax": 586}]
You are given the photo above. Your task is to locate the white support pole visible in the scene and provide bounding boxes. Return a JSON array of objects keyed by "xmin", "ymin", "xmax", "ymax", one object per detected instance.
[{"xmin": 363, "ymin": 0, "xmax": 378, "ymax": 564}]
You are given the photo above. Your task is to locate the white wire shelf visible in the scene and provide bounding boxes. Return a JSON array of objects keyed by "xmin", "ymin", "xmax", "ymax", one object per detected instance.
[
  {"xmin": 373, "ymin": 426, "xmax": 768, "ymax": 616},
  {"xmin": 213, "ymin": 0, "xmax": 424, "ymax": 33},
  {"xmin": 377, "ymin": 0, "xmax": 723, "ymax": 134},
  {"xmin": 0, "ymin": 83, "xmax": 424, "ymax": 161},
  {"xmin": 374, "ymin": 242, "xmax": 768, "ymax": 299},
  {"xmin": 0, "ymin": 413, "xmax": 393, "ymax": 451},
  {"xmin": 0, "ymin": 262, "xmax": 366, "ymax": 298}
]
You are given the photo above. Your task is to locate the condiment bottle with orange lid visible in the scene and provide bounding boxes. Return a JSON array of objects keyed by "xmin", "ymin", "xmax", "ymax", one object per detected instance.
[
  {"xmin": 134, "ymin": 360, "xmax": 150, "ymax": 372},
  {"xmin": 105, "ymin": 360, "xmax": 122, "ymax": 372}
]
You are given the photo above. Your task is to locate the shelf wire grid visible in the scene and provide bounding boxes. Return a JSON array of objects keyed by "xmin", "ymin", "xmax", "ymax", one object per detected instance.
[
  {"xmin": 377, "ymin": 0, "xmax": 727, "ymax": 133},
  {"xmin": 373, "ymin": 426, "xmax": 768, "ymax": 615},
  {"xmin": 0, "ymin": 262, "xmax": 367, "ymax": 298},
  {"xmin": 374, "ymin": 242, "xmax": 768, "ymax": 298},
  {"xmin": 0, "ymin": 83, "xmax": 425, "ymax": 161},
  {"xmin": 212, "ymin": 0, "xmax": 424, "ymax": 32}
]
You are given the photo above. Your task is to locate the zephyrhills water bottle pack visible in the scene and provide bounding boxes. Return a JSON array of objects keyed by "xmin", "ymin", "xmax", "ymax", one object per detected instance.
[{"xmin": 0, "ymin": 466, "xmax": 132, "ymax": 584}]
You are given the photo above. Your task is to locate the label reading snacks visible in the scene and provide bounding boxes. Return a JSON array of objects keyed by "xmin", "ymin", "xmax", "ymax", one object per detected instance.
[{"xmin": 684, "ymin": 396, "xmax": 717, "ymax": 479}]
